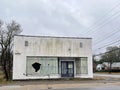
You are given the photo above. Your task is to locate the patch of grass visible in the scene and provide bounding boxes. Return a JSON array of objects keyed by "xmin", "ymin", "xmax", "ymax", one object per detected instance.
[
  {"xmin": 0, "ymin": 70, "xmax": 4, "ymax": 79},
  {"xmin": 0, "ymin": 71, "xmax": 6, "ymax": 84}
]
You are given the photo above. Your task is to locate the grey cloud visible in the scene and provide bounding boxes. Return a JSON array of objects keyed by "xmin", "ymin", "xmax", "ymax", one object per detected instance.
[{"xmin": 0, "ymin": 0, "xmax": 120, "ymax": 54}]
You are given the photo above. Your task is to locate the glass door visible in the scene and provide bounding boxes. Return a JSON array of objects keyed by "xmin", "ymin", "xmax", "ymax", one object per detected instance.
[{"xmin": 61, "ymin": 61, "xmax": 74, "ymax": 77}]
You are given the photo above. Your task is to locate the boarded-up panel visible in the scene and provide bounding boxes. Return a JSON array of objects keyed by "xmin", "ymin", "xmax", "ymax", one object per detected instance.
[
  {"xmin": 26, "ymin": 57, "xmax": 39, "ymax": 75},
  {"xmin": 75, "ymin": 58, "xmax": 81, "ymax": 75},
  {"xmin": 80, "ymin": 58, "xmax": 88, "ymax": 74}
]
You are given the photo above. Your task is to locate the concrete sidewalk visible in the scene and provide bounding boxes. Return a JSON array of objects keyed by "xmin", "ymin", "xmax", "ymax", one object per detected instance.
[{"xmin": 94, "ymin": 74, "xmax": 120, "ymax": 78}]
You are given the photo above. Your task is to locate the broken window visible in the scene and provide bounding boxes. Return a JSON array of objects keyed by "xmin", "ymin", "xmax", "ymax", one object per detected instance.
[
  {"xmin": 32, "ymin": 62, "xmax": 41, "ymax": 72},
  {"xmin": 26, "ymin": 57, "xmax": 58, "ymax": 76}
]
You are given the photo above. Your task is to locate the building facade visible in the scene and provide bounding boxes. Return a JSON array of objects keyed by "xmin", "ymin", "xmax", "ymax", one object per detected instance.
[{"xmin": 13, "ymin": 35, "xmax": 93, "ymax": 80}]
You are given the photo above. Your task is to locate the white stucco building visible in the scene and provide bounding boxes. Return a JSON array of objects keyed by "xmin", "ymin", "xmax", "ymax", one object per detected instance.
[{"xmin": 13, "ymin": 35, "xmax": 93, "ymax": 80}]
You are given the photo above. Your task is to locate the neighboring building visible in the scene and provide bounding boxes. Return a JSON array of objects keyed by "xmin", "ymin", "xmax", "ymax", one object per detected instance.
[
  {"xmin": 13, "ymin": 35, "xmax": 93, "ymax": 80},
  {"xmin": 103, "ymin": 62, "xmax": 120, "ymax": 70}
]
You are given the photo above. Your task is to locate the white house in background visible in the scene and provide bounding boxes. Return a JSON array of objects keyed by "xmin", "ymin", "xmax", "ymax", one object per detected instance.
[
  {"xmin": 103, "ymin": 62, "xmax": 120, "ymax": 70},
  {"xmin": 13, "ymin": 35, "xmax": 93, "ymax": 80},
  {"xmin": 96, "ymin": 64, "xmax": 104, "ymax": 71}
]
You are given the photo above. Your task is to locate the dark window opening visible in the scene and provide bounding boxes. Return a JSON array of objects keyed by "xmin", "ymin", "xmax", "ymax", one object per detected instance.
[
  {"xmin": 32, "ymin": 62, "xmax": 41, "ymax": 72},
  {"xmin": 25, "ymin": 41, "xmax": 28, "ymax": 46},
  {"xmin": 80, "ymin": 42, "xmax": 83, "ymax": 48}
]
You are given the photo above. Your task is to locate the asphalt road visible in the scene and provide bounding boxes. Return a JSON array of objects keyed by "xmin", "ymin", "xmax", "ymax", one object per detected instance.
[
  {"xmin": 1, "ymin": 86, "xmax": 120, "ymax": 90},
  {"xmin": 1, "ymin": 74, "xmax": 120, "ymax": 90},
  {"xmin": 53, "ymin": 86, "xmax": 120, "ymax": 90}
]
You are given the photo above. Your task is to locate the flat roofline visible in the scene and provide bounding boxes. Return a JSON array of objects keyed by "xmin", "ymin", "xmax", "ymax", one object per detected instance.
[{"xmin": 15, "ymin": 34, "xmax": 92, "ymax": 39}]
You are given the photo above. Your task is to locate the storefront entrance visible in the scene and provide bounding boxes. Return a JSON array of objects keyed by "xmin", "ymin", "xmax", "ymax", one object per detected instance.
[{"xmin": 61, "ymin": 61, "xmax": 74, "ymax": 77}]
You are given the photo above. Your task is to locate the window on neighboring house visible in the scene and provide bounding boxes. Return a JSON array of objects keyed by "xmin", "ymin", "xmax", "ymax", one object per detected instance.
[
  {"xmin": 80, "ymin": 42, "xmax": 83, "ymax": 48},
  {"xmin": 25, "ymin": 41, "xmax": 28, "ymax": 46}
]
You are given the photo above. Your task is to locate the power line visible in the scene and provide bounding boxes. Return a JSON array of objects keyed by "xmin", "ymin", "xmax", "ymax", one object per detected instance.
[
  {"xmin": 93, "ymin": 26, "xmax": 120, "ymax": 49},
  {"xmin": 94, "ymin": 47, "xmax": 120, "ymax": 56},
  {"xmin": 80, "ymin": 1, "xmax": 120, "ymax": 35},
  {"xmin": 98, "ymin": 40, "xmax": 120, "ymax": 49},
  {"xmin": 93, "ymin": 26, "xmax": 120, "ymax": 44},
  {"xmin": 93, "ymin": 40, "xmax": 120, "ymax": 52},
  {"xmin": 93, "ymin": 25, "xmax": 120, "ymax": 51},
  {"xmin": 85, "ymin": 11, "xmax": 120, "ymax": 36},
  {"xmin": 91, "ymin": 13, "xmax": 120, "ymax": 47},
  {"xmin": 99, "ymin": 37, "xmax": 120, "ymax": 47},
  {"xmin": 94, "ymin": 27, "xmax": 120, "ymax": 45}
]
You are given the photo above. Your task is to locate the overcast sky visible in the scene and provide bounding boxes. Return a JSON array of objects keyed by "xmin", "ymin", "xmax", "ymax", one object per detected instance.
[{"xmin": 1, "ymin": 0, "xmax": 120, "ymax": 54}]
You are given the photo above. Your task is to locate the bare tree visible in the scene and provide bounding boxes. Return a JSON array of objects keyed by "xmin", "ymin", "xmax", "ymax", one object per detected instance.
[{"xmin": 0, "ymin": 20, "xmax": 22, "ymax": 81}]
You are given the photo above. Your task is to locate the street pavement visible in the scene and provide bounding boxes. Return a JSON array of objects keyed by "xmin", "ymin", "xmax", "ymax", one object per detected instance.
[
  {"xmin": 1, "ymin": 83, "xmax": 120, "ymax": 90},
  {"xmin": 0, "ymin": 81, "xmax": 120, "ymax": 90},
  {"xmin": 52, "ymin": 86, "xmax": 120, "ymax": 90},
  {"xmin": 0, "ymin": 74, "xmax": 120, "ymax": 90}
]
